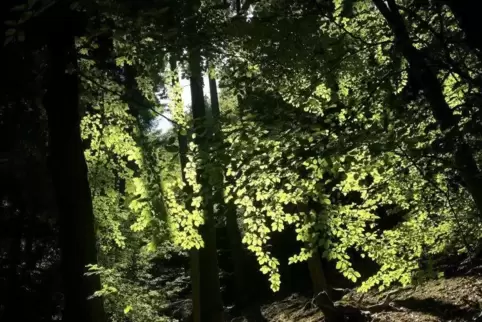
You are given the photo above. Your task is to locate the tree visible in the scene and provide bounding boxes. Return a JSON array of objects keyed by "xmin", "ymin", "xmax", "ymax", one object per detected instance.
[
  {"xmin": 219, "ymin": 0, "xmax": 481, "ymax": 300},
  {"xmin": 42, "ymin": 5, "xmax": 106, "ymax": 322},
  {"xmin": 208, "ymin": 65, "xmax": 266, "ymax": 321},
  {"xmin": 187, "ymin": 29, "xmax": 225, "ymax": 322},
  {"xmin": 5, "ymin": 0, "xmax": 482, "ymax": 321},
  {"xmin": 167, "ymin": 56, "xmax": 202, "ymax": 322},
  {"xmin": 372, "ymin": 0, "xmax": 482, "ymax": 218}
]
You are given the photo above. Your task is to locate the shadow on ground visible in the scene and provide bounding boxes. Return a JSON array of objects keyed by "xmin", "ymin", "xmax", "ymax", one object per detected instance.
[{"xmin": 394, "ymin": 297, "xmax": 481, "ymax": 321}]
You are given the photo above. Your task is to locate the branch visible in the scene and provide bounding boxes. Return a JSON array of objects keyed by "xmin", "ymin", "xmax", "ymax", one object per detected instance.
[
  {"xmin": 79, "ymin": 72, "xmax": 178, "ymax": 126},
  {"xmin": 311, "ymin": 0, "xmax": 379, "ymax": 46},
  {"xmin": 395, "ymin": 145, "xmax": 474, "ymax": 253}
]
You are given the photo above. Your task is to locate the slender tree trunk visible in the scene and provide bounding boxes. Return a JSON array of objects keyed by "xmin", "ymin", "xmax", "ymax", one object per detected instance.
[
  {"xmin": 188, "ymin": 46, "xmax": 224, "ymax": 321},
  {"xmin": 208, "ymin": 69, "xmax": 266, "ymax": 321},
  {"xmin": 43, "ymin": 14, "xmax": 105, "ymax": 322},
  {"xmin": 189, "ymin": 249, "xmax": 202, "ymax": 322},
  {"xmin": 373, "ymin": 0, "xmax": 482, "ymax": 217},
  {"xmin": 307, "ymin": 249, "xmax": 342, "ymax": 321},
  {"xmin": 235, "ymin": 0, "xmax": 241, "ymax": 14},
  {"xmin": 307, "ymin": 250, "xmax": 332, "ymax": 301},
  {"xmin": 225, "ymin": 204, "xmax": 266, "ymax": 321},
  {"xmin": 180, "ymin": 128, "xmax": 202, "ymax": 322},
  {"xmin": 169, "ymin": 57, "xmax": 202, "ymax": 322},
  {"xmin": 184, "ymin": 0, "xmax": 225, "ymax": 318}
]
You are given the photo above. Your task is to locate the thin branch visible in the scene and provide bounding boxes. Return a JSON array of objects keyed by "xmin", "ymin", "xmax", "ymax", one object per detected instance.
[
  {"xmin": 79, "ymin": 72, "xmax": 178, "ymax": 126},
  {"xmin": 395, "ymin": 145, "xmax": 474, "ymax": 253},
  {"xmin": 311, "ymin": 0, "xmax": 380, "ymax": 46}
]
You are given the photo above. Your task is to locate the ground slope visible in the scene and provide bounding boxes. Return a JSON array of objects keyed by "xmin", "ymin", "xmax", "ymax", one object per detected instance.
[{"xmin": 260, "ymin": 276, "xmax": 482, "ymax": 322}]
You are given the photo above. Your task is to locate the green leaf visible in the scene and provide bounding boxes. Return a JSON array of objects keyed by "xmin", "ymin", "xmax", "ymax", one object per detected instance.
[
  {"xmin": 147, "ymin": 241, "xmax": 156, "ymax": 252},
  {"xmin": 124, "ymin": 305, "xmax": 132, "ymax": 314},
  {"xmin": 260, "ymin": 266, "xmax": 270, "ymax": 275}
]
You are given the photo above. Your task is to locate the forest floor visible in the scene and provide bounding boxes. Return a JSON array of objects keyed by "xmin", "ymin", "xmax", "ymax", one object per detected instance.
[{"xmin": 260, "ymin": 274, "xmax": 482, "ymax": 321}]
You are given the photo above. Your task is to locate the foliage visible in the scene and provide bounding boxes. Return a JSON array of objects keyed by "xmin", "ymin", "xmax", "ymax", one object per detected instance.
[
  {"xmin": 4, "ymin": 0, "xmax": 482, "ymax": 320},
  {"xmin": 79, "ymin": 47, "xmax": 185, "ymax": 321},
  {"xmin": 71, "ymin": 0, "xmax": 482, "ymax": 307},
  {"xmin": 215, "ymin": 0, "xmax": 482, "ymax": 293}
]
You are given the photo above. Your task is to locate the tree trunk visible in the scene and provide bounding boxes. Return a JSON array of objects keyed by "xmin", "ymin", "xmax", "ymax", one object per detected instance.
[
  {"xmin": 43, "ymin": 15, "xmax": 105, "ymax": 322},
  {"xmin": 235, "ymin": 0, "xmax": 241, "ymax": 14},
  {"xmin": 188, "ymin": 46, "xmax": 225, "ymax": 322},
  {"xmin": 225, "ymin": 204, "xmax": 266, "ymax": 321},
  {"xmin": 169, "ymin": 57, "xmax": 202, "ymax": 322},
  {"xmin": 373, "ymin": 0, "xmax": 482, "ymax": 217},
  {"xmin": 307, "ymin": 250, "xmax": 342, "ymax": 322},
  {"xmin": 190, "ymin": 249, "xmax": 202, "ymax": 322},
  {"xmin": 307, "ymin": 250, "xmax": 332, "ymax": 301},
  {"xmin": 209, "ymin": 71, "xmax": 266, "ymax": 321}
]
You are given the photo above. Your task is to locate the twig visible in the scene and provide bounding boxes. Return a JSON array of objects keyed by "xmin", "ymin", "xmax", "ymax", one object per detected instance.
[{"xmin": 396, "ymin": 145, "xmax": 474, "ymax": 253}]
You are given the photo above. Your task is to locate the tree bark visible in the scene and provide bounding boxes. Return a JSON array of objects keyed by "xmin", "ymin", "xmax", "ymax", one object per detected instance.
[
  {"xmin": 43, "ymin": 13, "xmax": 105, "ymax": 322},
  {"xmin": 169, "ymin": 57, "xmax": 202, "ymax": 322},
  {"xmin": 307, "ymin": 250, "xmax": 342, "ymax": 322},
  {"xmin": 373, "ymin": 0, "xmax": 482, "ymax": 217},
  {"xmin": 189, "ymin": 249, "xmax": 202, "ymax": 322},
  {"xmin": 188, "ymin": 45, "xmax": 225, "ymax": 322},
  {"xmin": 209, "ymin": 70, "xmax": 266, "ymax": 321},
  {"xmin": 308, "ymin": 250, "xmax": 332, "ymax": 301}
]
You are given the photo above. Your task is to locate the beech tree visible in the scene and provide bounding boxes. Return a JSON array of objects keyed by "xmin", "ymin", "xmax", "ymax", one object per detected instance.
[{"xmin": 3, "ymin": 0, "xmax": 482, "ymax": 321}]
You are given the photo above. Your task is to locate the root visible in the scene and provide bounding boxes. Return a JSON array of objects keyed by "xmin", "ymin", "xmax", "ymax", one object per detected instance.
[
  {"xmin": 361, "ymin": 286, "xmax": 414, "ymax": 314},
  {"xmin": 309, "ymin": 286, "xmax": 414, "ymax": 321}
]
